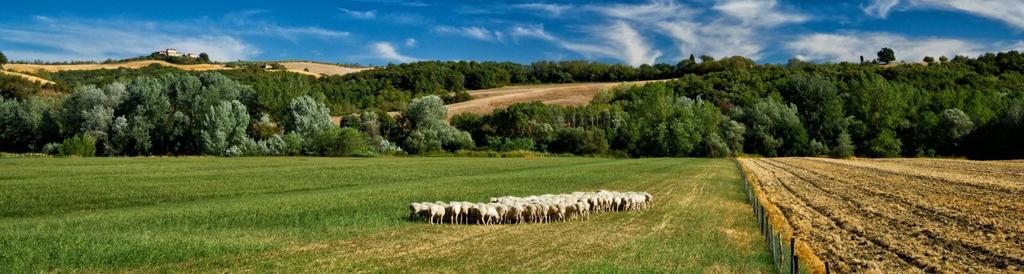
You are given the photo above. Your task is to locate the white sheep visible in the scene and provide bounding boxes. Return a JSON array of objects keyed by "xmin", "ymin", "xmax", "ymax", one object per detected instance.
[
  {"xmin": 427, "ymin": 203, "xmax": 446, "ymax": 224},
  {"xmin": 411, "ymin": 190, "xmax": 652, "ymax": 225}
]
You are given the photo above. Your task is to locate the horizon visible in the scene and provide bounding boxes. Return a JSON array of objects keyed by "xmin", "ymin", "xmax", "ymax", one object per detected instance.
[{"xmin": 1, "ymin": 0, "xmax": 1023, "ymax": 66}]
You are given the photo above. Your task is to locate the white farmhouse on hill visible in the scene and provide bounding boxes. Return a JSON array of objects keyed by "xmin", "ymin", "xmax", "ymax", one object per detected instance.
[
  {"xmin": 158, "ymin": 48, "xmax": 181, "ymax": 57},
  {"xmin": 157, "ymin": 48, "xmax": 201, "ymax": 58}
]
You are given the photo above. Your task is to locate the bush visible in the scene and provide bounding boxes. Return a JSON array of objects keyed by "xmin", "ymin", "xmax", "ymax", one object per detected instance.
[
  {"xmin": 305, "ymin": 127, "xmax": 369, "ymax": 156},
  {"xmin": 42, "ymin": 142, "xmax": 62, "ymax": 155},
  {"xmin": 830, "ymin": 132, "xmax": 855, "ymax": 158},
  {"xmin": 867, "ymin": 130, "xmax": 902, "ymax": 157},
  {"xmin": 486, "ymin": 136, "xmax": 535, "ymax": 151},
  {"xmin": 59, "ymin": 135, "xmax": 96, "ymax": 157},
  {"xmin": 405, "ymin": 125, "xmax": 475, "ymax": 154},
  {"xmin": 549, "ymin": 128, "xmax": 608, "ymax": 155},
  {"xmin": 281, "ymin": 132, "xmax": 304, "ymax": 156}
]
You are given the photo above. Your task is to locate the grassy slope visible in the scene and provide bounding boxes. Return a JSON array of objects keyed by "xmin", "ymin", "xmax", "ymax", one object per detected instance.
[{"xmin": 0, "ymin": 157, "xmax": 770, "ymax": 272}]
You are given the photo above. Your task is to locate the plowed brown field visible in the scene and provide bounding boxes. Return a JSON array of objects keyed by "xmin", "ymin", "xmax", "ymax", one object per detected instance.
[{"xmin": 739, "ymin": 157, "xmax": 1024, "ymax": 273}]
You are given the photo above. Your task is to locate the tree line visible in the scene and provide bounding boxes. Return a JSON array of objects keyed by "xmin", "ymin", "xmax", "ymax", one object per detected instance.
[{"xmin": 2, "ymin": 51, "xmax": 1024, "ymax": 158}]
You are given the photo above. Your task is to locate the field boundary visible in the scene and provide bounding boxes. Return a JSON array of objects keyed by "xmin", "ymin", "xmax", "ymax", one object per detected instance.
[{"xmin": 735, "ymin": 158, "xmax": 827, "ymax": 274}]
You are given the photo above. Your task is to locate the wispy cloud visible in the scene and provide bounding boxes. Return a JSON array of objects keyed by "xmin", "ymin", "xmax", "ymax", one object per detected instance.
[
  {"xmin": 511, "ymin": 22, "xmax": 660, "ymax": 66},
  {"xmin": 713, "ymin": 0, "xmax": 809, "ymax": 26},
  {"xmin": 0, "ymin": 12, "xmax": 349, "ymax": 62},
  {"xmin": 405, "ymin": 38, "xmax": 418, "ymax": 48},
  {"xmin": 338, "ymin": 8, "xmax": 377, "ymax": 19},
  {"xmin": 433, "ymin": 26, "xmax": 504, "ymax": 42},
  {"xmin": 510, "ymin": 25, "xmax": 557, "ymax": 42},
  {"xmin": 787, "ymin": 31, "xmax": 1023, "ymax": 62},
  {"xmin": 372, "ymin": 42, "xmax": 418, "ymax": 63},
  {"xmin": 511, "ymin": 3, "xmax": 574, "ymax": 16},
  {"xmin": 0, "ymin": 17, "xmax": 257, "ymax": 61},
  {"xmin": 533, "ymin": 0, "xmax": 807, "ymax": 62},
  {"xmin": 862, "ymin": 0, "xmax": 902, "ymax": 18},
  {"xmin": 862, "ymin": 0, "xmax": 1024, "ymax": 29}
]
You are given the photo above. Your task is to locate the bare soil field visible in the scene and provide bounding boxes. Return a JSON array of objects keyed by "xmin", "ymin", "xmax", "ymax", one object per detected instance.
[
  {"xmin": 444, "ymin": 80, "xmax": 661, "ymax": 119},
  {"xmin": 4, "ymin": 61, "xmax": 228, "ymax": 74},
  {"xmin": 738, "ymin": 157, "xmax": 1024, "ymax": 273},
  {"xmin": 279, "ymin": 62, "xmax": 369, "ymax": 77}
]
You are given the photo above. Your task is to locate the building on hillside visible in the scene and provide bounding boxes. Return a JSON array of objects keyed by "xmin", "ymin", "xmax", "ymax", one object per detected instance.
[
  {"xmin": 184, "ymin": 53, "xmax": 200, "ymax": 58},
  {"xmin": 158, "ymin": 48, "xmax": 182, "ymax": 57}
]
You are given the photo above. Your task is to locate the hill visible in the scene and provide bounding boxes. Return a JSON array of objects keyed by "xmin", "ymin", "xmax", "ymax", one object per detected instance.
[
  {"xmin": 279, "ymin": 61, "xmax": 370, "ymax": 77},
  {"xmin": 0, "ymin": 70, "xmax": 55, "ymax": 85},
  {"xmin": 4, "ymin": 60, "xmax": 228, "ymax": 74},
  {"xmin": 445, "ymin": 80, "xmax": 663, "ymax": 119}
]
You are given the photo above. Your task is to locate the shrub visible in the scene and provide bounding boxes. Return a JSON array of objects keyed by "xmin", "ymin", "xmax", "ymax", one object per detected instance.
[
  {"xmin": 405, "ymin": 125, "xmax": 475, "ymax": 154},
  {"xmin": 281, "ymin": 132, "xmax": 304, "ymax": 156},
  {"xmin": 808, "ymin": 139, "xmax": 828, "ymax": 156},
  {"xmin": 59, "ymin": 135, "xmax": 96, "ymax": 157},
  {"xmin": 305, "ymin": 127, "xmax": 369, "ymax": 156},
  {"xmin": 867, "ymin": 130, "xmax": 902, "ymax": 157},
  {"xmin": 830, "ymin": 131, "xmax": 855, "ymax": 158},
  {"xmin": 549, "ymin": 128, "xmax": 608, "ymax": 155},
  {"xmin": 42, "ymin": 142, "xmax": 62, "ymax": 155},
  {"xmin": 486, "ymin": 136, "xmax": 535, "ymax": 151}
]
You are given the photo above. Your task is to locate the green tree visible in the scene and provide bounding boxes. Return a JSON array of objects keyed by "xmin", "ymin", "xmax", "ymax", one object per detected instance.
[
  {"xmin": 782, "ymin": 74, "xmax": 847, "ymax": 145},
  {"xmin": 941, "ymin": 108, "xmax": 974, "ymax": 139},
  {"xmin": 867, "ymin": 130, "xmax": 902, "ymax": 157},
  {"xmin": 200, "ymin": 100, "xmax": 249, "ymax": 155},
  {"xmin": 0, "ymin": 51, "xmax": 7, "ymax": 69},
  {"xmin": 287, "ymin": 95, "xmax": 333, "ymax": 137},
  {"xmin": 877, "ymin": 47, "xmax": 896, "ymax": 64},
  {"xmin": 59, "ymin": 135, "xmax": 97, "ymax": 157},
  {"xmin": 402, "ymin": 95, "xmax": 475, "ymax": 153},
  {"xmin": 923, "ymin": 56, "xmax": 935, "ymax": 64},
  {"xmin": 199, "ymin": 53, "xmax": 210, "ymax": 63},
  {"xmin": 830, "ymin": 131, "xmax": 855, "ymax": 158}
]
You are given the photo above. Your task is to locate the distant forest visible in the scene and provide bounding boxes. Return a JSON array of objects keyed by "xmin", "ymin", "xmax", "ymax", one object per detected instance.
[{"xmin": 2, "ymin": 51, "xmax": 1024, "ymax": 159}]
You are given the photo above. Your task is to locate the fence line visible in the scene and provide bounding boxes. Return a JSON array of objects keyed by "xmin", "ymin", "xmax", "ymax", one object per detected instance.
[{"xmin": 735, "ymin": 159, "xmax": 812, "ymax": 274}]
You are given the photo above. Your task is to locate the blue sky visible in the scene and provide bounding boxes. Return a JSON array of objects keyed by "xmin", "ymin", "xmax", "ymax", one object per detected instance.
[{"xmin": 1, "ymin": 0, "xmax": 1022, "ymax": 65}]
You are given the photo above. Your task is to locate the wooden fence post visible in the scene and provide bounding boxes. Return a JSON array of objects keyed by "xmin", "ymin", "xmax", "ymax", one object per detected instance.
[{"xmin": 790, "ymin": 237, "xmax": 797, "ymax": 274}]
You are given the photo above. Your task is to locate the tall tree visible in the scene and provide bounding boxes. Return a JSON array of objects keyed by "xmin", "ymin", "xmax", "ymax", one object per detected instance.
[
  {"xmin": 0, "ymin": 51, "xmax": 7, "ymax": 68},
  {"xmin": 877, "ymin": 47, "xmax": 896, "ymax": 64}
]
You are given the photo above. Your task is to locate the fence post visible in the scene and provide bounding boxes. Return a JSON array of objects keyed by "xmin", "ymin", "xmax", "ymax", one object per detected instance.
[{"xmin": 790, "ymin": 237, "xmax": 797, "ymax": 274}]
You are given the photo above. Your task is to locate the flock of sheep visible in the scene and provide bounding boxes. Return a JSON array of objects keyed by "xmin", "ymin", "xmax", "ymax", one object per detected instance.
[{"xmin": 408, "ymin": 190, "xmax": 653, "ymax": 225}]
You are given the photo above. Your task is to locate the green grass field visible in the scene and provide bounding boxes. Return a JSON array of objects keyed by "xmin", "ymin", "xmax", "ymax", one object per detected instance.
[{"xmin": 0, "ymin": 157, "xmax": 772, "ymax": 272}]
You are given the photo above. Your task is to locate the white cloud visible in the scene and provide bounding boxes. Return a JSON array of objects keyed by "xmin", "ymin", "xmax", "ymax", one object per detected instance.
[
  {"xmin": 372, "ymin": 42, "xmax": 417, "ymax": 63},
  {"xmin": 658, "ymin": 20, "xmax": 763, "ymax": 59},
  {"xmin": 510, "ymin": 25, "xmax": 557, "ymax": 41},
  {"xmin": 713, "ymin": 0, "xmax": 810, "ymax": 26},
  {"xmin": 639, "ymin": 0, "xmax": 807, "ymax": 60},
  {"xmin": 512, "ymin": 3, "xmax": 574, "ymax": 16},
  {"xmin": 599, "ymin": 21, "xmax": 662, "ymax": 66},
  {"xmin": 589, "ymin": 0, "xmax": 696, "ymax": 23},
  {"xmin": 221, "ymin": 12, "xmax": 349, "ymax": 41},
  {"xmin": 786, "ymin": 32, "xmax": 1023, "ymax": 62},
  {"xmin": 0, "ymin": 18, "xmax": 257, "ymax": 61},
  {"xmin": 512, "ymin": 22, "xmax": 661, "ymax": 66},
  {"xmin": 0, "ymin": 14, "xmax": 350, "ymax": 62},
  {"xmin": 338, "ymin": 8, "xmax": 377, "ymax": 19},
  {"xmin": 862, "ymin": 0, "xmax": 901, "ymax": 18},
  {"xmin": 433, "ymin": 26, "xmax": 503, "ymax": 42},
  {"xmin": 863, "ymin": 0, "xmax": 1024, "ymax": 29},
  {"xmin": 405, "ymin": 38, "xmax": 417, "ymax": 48}
]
